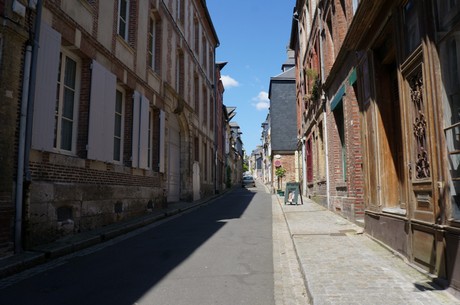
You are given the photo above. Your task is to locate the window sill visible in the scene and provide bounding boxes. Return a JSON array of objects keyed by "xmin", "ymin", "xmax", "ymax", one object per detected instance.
[{"xmin": 382, "ymin": 207, "xmax": 407, "ymax": 216}]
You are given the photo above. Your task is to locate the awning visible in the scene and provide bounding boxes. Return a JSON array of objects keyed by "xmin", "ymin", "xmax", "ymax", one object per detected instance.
[
  {"xmin": 349, "ymin": 68, "xmax": 357, "ymax": 85},
  {"xmin": 330, "ymin": 85, "xmax": 345, "ymax": 111}
]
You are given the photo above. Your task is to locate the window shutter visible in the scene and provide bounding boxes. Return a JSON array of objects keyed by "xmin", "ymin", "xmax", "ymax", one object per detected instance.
[
  {"xmin": 88, "ymin": 60, "xmax": 116, "ymax": 162},
  {"xmin": 32, "ymin": 22, "xmax": 61, "ymax": 151},
  {"xmin": 132, "ymin": 91, "xmax": 141, "ymax": 167}
]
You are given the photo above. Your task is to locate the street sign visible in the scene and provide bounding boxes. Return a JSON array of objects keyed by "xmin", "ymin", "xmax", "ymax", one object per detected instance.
[{"xmin": 284, "ymin": 182, "xmax": 302, "ymax": 205}]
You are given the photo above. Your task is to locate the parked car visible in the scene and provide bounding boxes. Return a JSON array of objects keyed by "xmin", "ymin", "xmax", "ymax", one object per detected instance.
[{"xmin": 242, "ymin": 175, "xmax": 256, "ymax": 187}]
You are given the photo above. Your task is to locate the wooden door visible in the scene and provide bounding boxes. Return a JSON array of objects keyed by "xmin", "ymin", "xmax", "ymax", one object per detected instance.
[{"xmin": 404, "ymin": 64, "xmax": 436, "ymax": 223}]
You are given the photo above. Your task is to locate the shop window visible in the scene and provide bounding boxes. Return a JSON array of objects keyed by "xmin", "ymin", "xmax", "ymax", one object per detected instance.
[
  {"xmin": 333, "ymin": 101, "xmax": 347, "ymax": 182},
  {"xmin": 402, "ymin": 0, "xmax": 421, "ymax": 58}
]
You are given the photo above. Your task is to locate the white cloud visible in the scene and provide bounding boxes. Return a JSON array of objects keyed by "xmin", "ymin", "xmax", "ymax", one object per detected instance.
[
  {"xmin": 221, "ymin": 75, "xmax": 239, "ymax": 88},
  {"xmin": 252, "ymin": 91, "xmax": 270, "ymax": 110}
]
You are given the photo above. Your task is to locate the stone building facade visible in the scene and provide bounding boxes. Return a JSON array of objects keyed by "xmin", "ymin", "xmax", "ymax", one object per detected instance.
[{"xmin": 0, "ymin": 0, "xmax": 219, "ymax": 256}]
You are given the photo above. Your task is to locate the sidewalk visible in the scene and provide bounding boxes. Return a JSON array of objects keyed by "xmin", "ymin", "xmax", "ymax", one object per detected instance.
[
  {"xmin": 0, "ymin": 196, "xmax": 219, "ymax": 280},
  {"xmin": 276, "ymin": 195, "xmax": 460, "ymax": 305}
]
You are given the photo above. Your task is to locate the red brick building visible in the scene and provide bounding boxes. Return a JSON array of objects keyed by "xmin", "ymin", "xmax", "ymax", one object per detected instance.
[
  {"xmin": 291, "ymin": 0, "xmax": 364, "ymax": 223},
  {"xmin": 292, "ymin": 0, "xmax": 460, "ymax": 293}
]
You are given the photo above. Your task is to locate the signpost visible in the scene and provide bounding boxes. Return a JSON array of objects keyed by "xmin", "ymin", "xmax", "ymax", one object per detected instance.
[{"xmin": 284, "ymin": 182, "xmax": 303, "ymax": 205}]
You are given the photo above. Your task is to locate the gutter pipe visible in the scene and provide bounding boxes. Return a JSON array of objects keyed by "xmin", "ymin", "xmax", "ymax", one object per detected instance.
[
  {"xmin": 15, "ymin": 45, "xmax": 32, "ymax": 253},
  {"xmin": 15, "ymin": 0, "xmax": 42, "ymax": 253}
]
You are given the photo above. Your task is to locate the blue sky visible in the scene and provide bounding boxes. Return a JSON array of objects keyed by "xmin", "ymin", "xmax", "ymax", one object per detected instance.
[{"xmin": 207, "ymin": 0, "xmax": 296, "ymax": 154}]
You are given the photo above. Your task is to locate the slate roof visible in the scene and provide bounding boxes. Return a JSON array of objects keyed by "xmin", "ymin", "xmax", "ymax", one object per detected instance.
[{"xmin": 269, "ymin": 66, "xmax": 297, "ymax": 152}]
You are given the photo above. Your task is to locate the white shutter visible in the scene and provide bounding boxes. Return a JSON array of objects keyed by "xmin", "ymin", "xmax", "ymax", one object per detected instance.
[
  {"xmin": 138, "ymin": 96, "xmax": 149, "ymax": 169},
  {"xmin": 32, "ymin": 22, "xmax": 61, "ymax": 151},
  {"xmin": 87, "ymin": 60, "xmax": 116, "ymax": 162},
  {"xmin": 159, "ymin": 110, "xmax": 165, "ymax": 173},
  {"xmin": 132, "ymin": 91, "xmax": 141, "ymax": 167}
]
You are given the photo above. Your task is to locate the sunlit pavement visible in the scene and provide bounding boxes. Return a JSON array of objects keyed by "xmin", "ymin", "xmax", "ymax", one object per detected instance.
[{"xmin": 275, "ymin": 189, "xmax": 460, "ymax": 305}]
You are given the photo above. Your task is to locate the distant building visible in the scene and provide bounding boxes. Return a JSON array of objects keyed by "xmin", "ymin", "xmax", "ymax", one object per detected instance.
[
  {"xmin": 268, "ymin": 50, "xmax": 297, "ymax": 192},
  {"xmin": 260, "ymin": 115, "xmax": 272, "ymax": 186},
  {"xmin": 215, "ymin": 62, "xmax": 228, "ymax": 193}
]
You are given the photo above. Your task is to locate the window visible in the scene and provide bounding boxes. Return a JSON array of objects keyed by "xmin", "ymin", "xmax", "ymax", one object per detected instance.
[
  {"xmin": 54, "ymin": 50, "xmax": 80, "ymax": 152},
  {"xmin": 202, "ymin": 36, "xmax": 207, "ymax": 70},
  {"xmin": 194, "ymin": 74, "xmax": 200, "ymax": 113},
  {"xmin": 210, "ymin": 96, "xmax": 214, "ymax": 131},
  {"xmin": 202, "ymin": 86, "xmax": 208, "ymax": 126},
  {"xmin": 402, "ymin": 0, "xmax": 420, "ymax": 57},
  {"xmin": 118, "ymin": 0, "xmax": 129, "ymax": 41},
  {"xmin": 436, "ymin": 0, "xmax": 460, "ymax": 31},
  {"xmin": 449, "ymin": 39, "xmax": 459, "ymax": 88},
  {"xmin": 147, "ymin": 109, "xmax": 153, "ymax": 168},
  {"xmin": 318, "ymin": 122, "xmax": 326, "ymax": 178},
  {"xmin": 176, "ymin": 51, "xmax": 184, "ymax": 97},
  {"xmin": 306, "ymin": 138, "xmax": 313, "ymax": 182},
  {"xmin": 148, "ymin": 14, "xmax": 162, "ymax": 73},
  {"xmin": 194, "ymin": 17, "xmax": 199, "ymax": 53},
  {"xmin": 441, "ymin": 35, "xmax": 460, "ymax": 219},
  {"xmin": 194, "ymin": 137, "xmax": 199, "ymax": 162},
  {"xmin": 148, "ymin": 17, "xmax": 156, "ymax": 70},
  {"xmin": 114, "ymin": 89, "xmax": 124, "ymax": 162},
  {"xmin": 177, "ymin": 0, "xmax": 185, "ymax": 24},
  {"xmin": 204, "ymin": 142, "xmax": 208, "ymax": 181},
  {"xmin": 208, "ymin": 48, "xmax": 213, "ymax": 76},
  {"xmin": 333, "ymin": 101, "xmax": 346, "ymax": 181}
]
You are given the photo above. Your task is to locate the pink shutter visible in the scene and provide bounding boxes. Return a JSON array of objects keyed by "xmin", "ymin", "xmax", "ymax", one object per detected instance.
[
  {"xmin": 88, "ymin": 60, "xmax": 116, "ymax": 162},
  {"xmin": 32, "ymin": 22, "xmax": 61, "ymax": 151}
]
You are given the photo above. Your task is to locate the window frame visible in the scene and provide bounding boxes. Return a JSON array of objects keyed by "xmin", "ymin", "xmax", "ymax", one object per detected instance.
[
  {"xmin": 54, "ymin": 49, "xmax": 81, "ymax": 154},
  {"xmin": 113, "ymin": 87, "xmax": 125, "ymax": 163},
  {"xmin": 148, "ymin": 16, "xmax": 156, "ymax": 70},
  {"xmin": 333, "ymin": 100, "xmax": 347, "ymax": 182},
  {"xmin": 117, "ymin": 0, "xmax": 130, "ymax": 41},
  {"xmin": 177, "ymin": 0, "xmax": 185, "ymax": 25},
  {"xmin": 176, "ymin": 50, "xmax": 184, "ymax": 97}
]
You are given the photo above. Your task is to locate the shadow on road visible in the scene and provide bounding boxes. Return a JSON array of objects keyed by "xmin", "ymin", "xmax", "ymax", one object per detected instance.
[{"xmin": 0, "ymin": 188, "xmax": 258, "ymax": 305}]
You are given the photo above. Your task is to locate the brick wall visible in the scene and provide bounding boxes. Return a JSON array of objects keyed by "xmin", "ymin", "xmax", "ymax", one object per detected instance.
[
  {"xmin": 0, "ymin": 25, "xmax": 27, "ymax": 256},
  {"xmin": 325, "ymin": 79, "xmax": 364, "ymax": 222},
  {"xmin": 273, "ymin": 154, "xmax": 296, "ymax": 191}
]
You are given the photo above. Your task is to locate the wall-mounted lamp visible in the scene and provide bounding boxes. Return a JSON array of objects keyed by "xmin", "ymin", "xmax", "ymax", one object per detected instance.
[{"xmin": 293, "ymin": 11, "xmax": 299, "ymax": 20}]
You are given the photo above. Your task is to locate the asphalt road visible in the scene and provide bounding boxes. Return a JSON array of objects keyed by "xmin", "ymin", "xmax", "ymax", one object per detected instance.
[{"xmin": 0, "ymin": 185, "xmax": 274, "ymax": 305}]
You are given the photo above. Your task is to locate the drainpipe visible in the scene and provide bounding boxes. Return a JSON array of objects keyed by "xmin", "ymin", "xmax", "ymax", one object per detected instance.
[
  {"xmin": 318, "ymin": 7, "xmax": 330, "ymax": 210},
  {"xmin": 301, "ymin": 137, "xmax": 307, "ymax": 196},
  {"xmin": 15, "ymin": 45, "xmax": 32, "ymax": 254},
  {"xmin": 15, "ymin": 0, "xmax": 42, "ymax": 253}
]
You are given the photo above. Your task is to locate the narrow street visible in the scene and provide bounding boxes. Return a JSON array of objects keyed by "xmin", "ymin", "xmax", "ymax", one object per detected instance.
[{"xmin": 0, "ymin": 186, "xmax": 275, "ymax": 305}]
